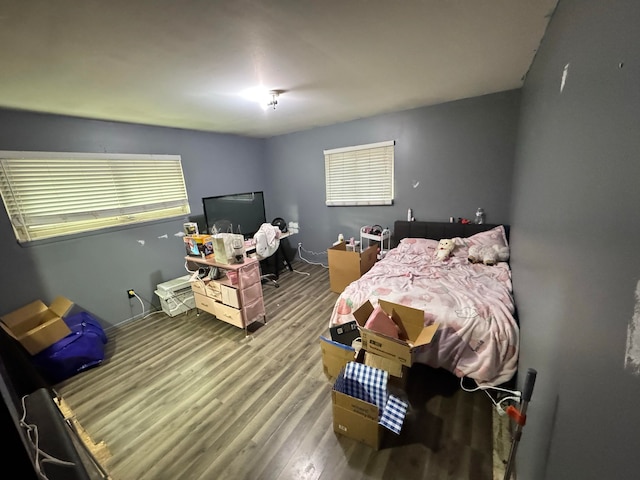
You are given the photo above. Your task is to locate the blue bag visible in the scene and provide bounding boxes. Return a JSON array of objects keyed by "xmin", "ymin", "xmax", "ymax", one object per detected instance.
[{"xmin": 32, "ymin": 311, "xmax": 108, "ymax": 384}]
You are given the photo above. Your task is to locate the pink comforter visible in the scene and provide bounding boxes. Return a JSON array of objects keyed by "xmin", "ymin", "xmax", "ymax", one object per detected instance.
[{"xmin": 329, "ymin": 244, "xmax": 519, "ymax": 386}]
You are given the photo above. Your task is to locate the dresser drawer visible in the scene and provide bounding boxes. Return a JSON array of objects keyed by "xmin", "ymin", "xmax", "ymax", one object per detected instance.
[
  {"xmin": 193, "ymin": 292, "xmax": 217, "ymax": 316},
  {"xmin": 221, "ymin": 284, "xmax": 240, "ymax": 308},
  {"xmin": 191, "ymin": 280, "xmax": 208, "ymax": 296},
  {"xmin": 205, "ymin": 282, "xmax": 222, "ymax": 302},
  {"xmin": 214, "ymin": 302, "xmax": 244, "ymax": 329}
]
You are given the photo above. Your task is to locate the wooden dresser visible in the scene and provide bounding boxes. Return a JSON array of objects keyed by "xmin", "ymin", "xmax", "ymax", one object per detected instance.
[{"xmin": 185, "ymin": 256, "xmax": 266, "ymax": 335}]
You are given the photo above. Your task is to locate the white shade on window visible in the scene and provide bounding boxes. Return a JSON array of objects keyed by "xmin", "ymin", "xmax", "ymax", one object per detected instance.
[
  {"xmin": 0, "ymin": 151, "xmax": 190, "ymax": 243},
  {"xmin": 324, "ymin": 140, "xmax": 395, "ymax": 206}
]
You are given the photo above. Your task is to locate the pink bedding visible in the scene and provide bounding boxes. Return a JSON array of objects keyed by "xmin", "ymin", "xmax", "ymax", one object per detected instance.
[{"xmin": 329, "ymin": 227, "xmax": 519, "ymax": 386}]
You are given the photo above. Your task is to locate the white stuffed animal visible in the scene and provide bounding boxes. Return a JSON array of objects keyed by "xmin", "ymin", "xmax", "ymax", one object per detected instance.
[
  {"xmin": 435, "ymin": 238, "xmax": 455, "ymax": 261},
  {"xmin": 468, "ymin": 244, "xmax": 510, "ymax": 265}
]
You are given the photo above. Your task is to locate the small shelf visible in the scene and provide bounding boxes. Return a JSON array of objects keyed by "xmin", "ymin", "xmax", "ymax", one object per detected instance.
[{"xmin": 360, "ymin": 227, "xmax": 391, "ymax": 257}]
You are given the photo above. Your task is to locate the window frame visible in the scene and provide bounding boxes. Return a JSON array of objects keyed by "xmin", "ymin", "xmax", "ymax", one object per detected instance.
[
  {"xmin": 324, "ymin": 140, "xmax": 395, "ymax": 206},
  {"xmin": 0, "ymin": 150, "xmax": 191, "ymax": 244}
]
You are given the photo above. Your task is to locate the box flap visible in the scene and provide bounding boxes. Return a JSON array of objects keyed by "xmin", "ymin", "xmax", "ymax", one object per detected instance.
[
  {"xmin": 49, "ymin": 296, "xmax": 74, "ymax": 318},
  {"xmin": 359, "ymin": 245, "xmax": 378, "ymax": 274},
  {"xmin": 329, "ymin": 242, "xmax": 347, "ymax": 252},
  {"xmin": 414, "ymin": 322, "xmax": 439, "ymax": 347},
  {"xmin": 320, "ymin": 336, "xmax": 356, "ymax": 380},
  {"xmin": 0, "ymin": 300, "xmax": 47, "ymax": 329},
  {"xmin": 352, "ymin": 300, "xmax": 374, "ymax": 328},
  {"xmin": 379, "ymin": 299, "xmax": 425, "ymax": 342},
  {"xmin": 364, "ymin": 352, "xmax": 404, "ymax": 378},
  {"xmin": 19, "ymin": 317, "xmax": 72, "ymax": 355}
]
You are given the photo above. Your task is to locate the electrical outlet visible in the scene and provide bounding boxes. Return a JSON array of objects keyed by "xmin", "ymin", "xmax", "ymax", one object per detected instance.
[{"xmin": 127, "ymin": 289, "xmax": 135, "ymax": 298}]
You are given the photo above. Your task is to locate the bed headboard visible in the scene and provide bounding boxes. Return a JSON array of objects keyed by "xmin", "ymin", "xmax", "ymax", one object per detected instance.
[{"xmin": 392, "ymin": 221, "xmax": 510, "ymax": 247}]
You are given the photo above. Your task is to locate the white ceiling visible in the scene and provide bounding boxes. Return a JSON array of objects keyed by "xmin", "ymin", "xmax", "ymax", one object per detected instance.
[{"xmin": 0, "ymin": 0, "xmax": 558, "ymax": 138}]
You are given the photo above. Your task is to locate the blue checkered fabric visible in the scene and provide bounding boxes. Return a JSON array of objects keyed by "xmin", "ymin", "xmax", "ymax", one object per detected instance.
[
  {"xmin": 343, "ymin": 362, "xmax": 388, "ymax": 414},
  {"xmin": 333, "ymin": 369, "xmax": 346, "ymax": 393},
  {"xmin": 379, "ymin": 395, "xmax": 409, "ymax": 434}
]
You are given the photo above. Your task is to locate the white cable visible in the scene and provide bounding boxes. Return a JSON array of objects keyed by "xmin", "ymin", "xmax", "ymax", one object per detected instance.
[
  {"xmin": 497, "ymin": 395, "xmax": 521, "ymax": 408},
  {"xmin": 20, "ymin": 394, "xmax": 76, "ymax": 480},
  {"xmin": 133, "ymin": 292, "xmax": 145, "ymax": 316},
  {"xmin": 297, "ymin": 244, "xmax": 328, "ymax": 268},
  {"xmin": 184, "ymin": 260, "xmax": 199, "ymax": 274},
  {"xmin": 459, "ymin": 376, "xmax": 522, "ymax": 398}
]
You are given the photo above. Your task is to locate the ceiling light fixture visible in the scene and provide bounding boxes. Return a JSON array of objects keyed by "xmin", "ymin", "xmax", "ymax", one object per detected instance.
[
  {"xmin": 262, "ymin": 90, "xmax": 279, "ymax": 111},
  {"xmin": 240, "ymin": 87, "xmax": 282, "ymax": 111}
]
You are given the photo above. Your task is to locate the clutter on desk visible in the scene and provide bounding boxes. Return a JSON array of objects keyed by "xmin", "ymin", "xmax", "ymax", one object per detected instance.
[
  {"xmin": 211, "ymin": 233, "xmax": 246, "ymax": 264},
  {"xmin": 183, "ymin": 222, "xmax": 199, "ymax": 235},
  {"xmin": 184, "ymin": 234, "xmax": 214, "ymax": 258}
]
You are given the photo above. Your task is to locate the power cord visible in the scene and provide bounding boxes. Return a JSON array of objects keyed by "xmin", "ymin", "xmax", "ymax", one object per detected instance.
[
  {"xmin": 20, "ymin": 394, "xmax": 76, "ymax": 479},
  {"xmin": 297, "ymin": 242, "xmax": 328, "ymax": 268},
  {"xmin": 460, "ymin": 377, "xmax": 522, "ymax": 415}
]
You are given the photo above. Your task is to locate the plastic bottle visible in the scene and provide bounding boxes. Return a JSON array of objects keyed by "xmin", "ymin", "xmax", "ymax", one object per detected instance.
[
  {"xmin": 407, "ymin": 208, "xmax": 413, "ymax": 221},
  {"xmin": 474, "ymin": 208, "xmax": 485, "ymax": 224}
]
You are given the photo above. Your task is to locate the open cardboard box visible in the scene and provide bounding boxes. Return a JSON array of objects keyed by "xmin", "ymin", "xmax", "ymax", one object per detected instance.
[
  {"xmin": 331, "ymin": 349, "xmax": 408, "ymax": 450},
  {"xmin": 0, "ymin": 297, "xmax": 73, "ymax": 355},
  {"xmin": 353, "ymin": 299, "xmax": 439, "ymax": 367},
  {"xmin": 327, "ymin": 242, "xmax": 378, "ymax": 293},
  {"xmin": 320, "ymin": 335, "xmax": 408, "ymax": 388},
  {"xmin": 332, "ymin": 382, "xmax": 384, "ymax": 450}
]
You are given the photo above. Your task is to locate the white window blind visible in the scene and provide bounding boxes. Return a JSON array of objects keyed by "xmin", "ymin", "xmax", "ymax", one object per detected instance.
[
  {"xmin": 324, "ymin": 140, "xmax": 395, "ymax": 206},
  {"xmin": 0, "ymin": 151, "xmax": 190, "ymax": 243}
]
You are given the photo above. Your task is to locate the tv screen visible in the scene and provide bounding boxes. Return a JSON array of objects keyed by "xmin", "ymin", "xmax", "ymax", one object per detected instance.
[{"xmin": 202, "ymin": 191, "xmax": 266, "ymax": 238}]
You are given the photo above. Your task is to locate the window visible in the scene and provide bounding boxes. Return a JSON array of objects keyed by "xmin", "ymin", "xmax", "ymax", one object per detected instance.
[
  {"xmin": 324, "ymin": 140, "xmax": 395, "ymax": 206},
  {"xmin": 0, "ymin": 151, "xmax": 190, "ymax": 243}
]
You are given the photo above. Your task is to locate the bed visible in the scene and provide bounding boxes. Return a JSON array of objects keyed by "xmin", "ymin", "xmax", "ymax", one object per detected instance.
[{"xmin": 329, "ymin": 220, "xmax": 519, "ymax": 386}]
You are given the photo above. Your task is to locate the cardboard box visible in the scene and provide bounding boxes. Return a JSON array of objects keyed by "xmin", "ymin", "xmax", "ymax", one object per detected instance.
[
  {"xmin": 183, "ymin": 222, "xmax": 199, "ymax": 235},
  {"xmin": 320, "ymin": 335, "xmax": 408, "ymax": 388},
  {"xmin": 331, "ymin": 357, "xmax": 408, "ymax": 450},
  {"xmin": 184, "ymin": 234, "xmax": 214, "ymax": 258},
  {"xmin": 332, "ymin": 387, "xmax": 384, "ymax": 450},
  {"xmin": 327, "ymin": 242, "xmax": 378, "ymax": 293},
  {"xmin": 0, "ymin": 297, "xmax": 73, "ymax": 355},
  {"xmin": 319, "ymin": 336, "xmax": 357, "ymax": 380},
  {"xmin": 353, "ymin": 299, "xmax": 439, "ymax": 367},
  {"xmin": 363, "ymin": 351, "xmax": 409, "ymax": 390}
]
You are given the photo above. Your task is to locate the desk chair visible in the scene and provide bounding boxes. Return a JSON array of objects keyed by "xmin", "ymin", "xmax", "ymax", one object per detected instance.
[{"xmin": 253, "ymin": 223, "xmax": 281, "ymax": 288}]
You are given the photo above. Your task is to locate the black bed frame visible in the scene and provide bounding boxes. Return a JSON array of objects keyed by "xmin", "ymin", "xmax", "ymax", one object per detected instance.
[{"xmin": 392, "ymin": 220, "xmax": 509, "ymax": 247}]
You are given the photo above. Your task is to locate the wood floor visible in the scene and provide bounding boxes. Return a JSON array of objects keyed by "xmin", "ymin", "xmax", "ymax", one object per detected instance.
[{"xmin": 55, "ymin": 261, "xmax": 508, "ymax": 480}]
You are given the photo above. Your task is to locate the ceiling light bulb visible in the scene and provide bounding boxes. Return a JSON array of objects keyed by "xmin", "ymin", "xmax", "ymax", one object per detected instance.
[{"xmin": 241, "ymin": 87, "xmax": 280, "ymax": 110}]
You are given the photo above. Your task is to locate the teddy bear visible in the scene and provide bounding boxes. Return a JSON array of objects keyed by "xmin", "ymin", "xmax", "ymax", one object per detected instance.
[
  {"xmin": 435, "ymin": 238, "xmax": 455, "ymax": 261},
  {"xmin": 468, "ymin": 244, "xmax": 510, "ymax": 265}
]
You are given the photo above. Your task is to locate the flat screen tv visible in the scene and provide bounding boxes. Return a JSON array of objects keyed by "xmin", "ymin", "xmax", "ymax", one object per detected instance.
[{"xmin": 202, "ymin": 191, "xmax": 266, "ymax": 238}]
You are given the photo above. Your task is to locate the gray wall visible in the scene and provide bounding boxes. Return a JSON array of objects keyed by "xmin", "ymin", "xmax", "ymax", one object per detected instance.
[
  {"xmin": 510, "ymin": 1, "xmax": 640, "ymax": 478},
  {"xmin": 0, "ymin": 110, "xmax": 265, "ymax": 328},
  {"xmin": 264, "ymin": 90, "xmax": 520, "ymax": 254}
]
